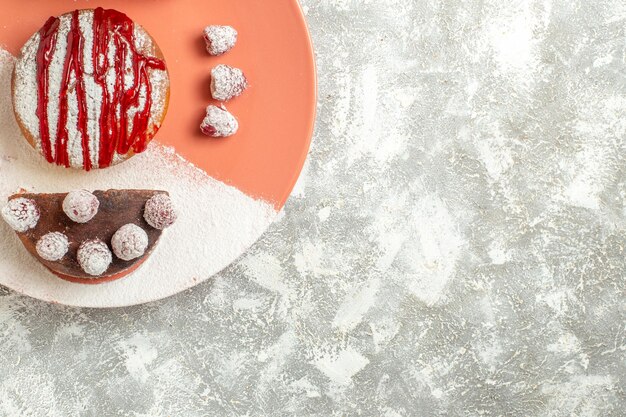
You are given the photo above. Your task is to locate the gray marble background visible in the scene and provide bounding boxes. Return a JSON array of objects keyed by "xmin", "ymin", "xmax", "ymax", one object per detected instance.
[{"xmin": 1, "ymin": 0, "xmax": 625, "ymax": 415}]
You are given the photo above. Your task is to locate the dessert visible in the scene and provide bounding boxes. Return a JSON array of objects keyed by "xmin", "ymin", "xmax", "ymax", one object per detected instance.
[
  {"xmin": 63, "ymin": 190, "xmax": 99, "ymax": 223},
  {"xmin": 36, "ymin": 232, "xmax": 69, "ymax": 261},
  {"xmin": 203, "ymin": 25, "xmax": 238, "ymax": 56},
  {"xmin": 201, "ymin": 105, "xmax": 239, "ymax": 137},
  {"xmin": 200, "ymin": 26, "xmax": 246, "ymax": 136},
  {"xmin": 1, "ymin": 197, "xmax": 40, "ymax": 232},
  {"xmin": 77, "ymin": 240, "xmax": 112, "ymax": 276},
  {"xmin": 144, "ymin": 194, "xmax": 177, "ymax": 230},
  {"xmin": 211, "ymin": 64, "xmax": 248, "ymax": 101},
  {"xmin": 2, "ymin": 189, "xmax": 177, "ymax": 284},
  {"xmin": 12, "ymin": 8, "xmax": 170, "ymax": 171},
  {"xmin": 111, "ymin": 224, "xmax": 149, "ymax": 261}
]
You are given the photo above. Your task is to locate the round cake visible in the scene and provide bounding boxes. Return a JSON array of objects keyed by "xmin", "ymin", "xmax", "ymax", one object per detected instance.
[{"xmin": 12, "ymin": 8, "xmax": 170, "ymax": 171}]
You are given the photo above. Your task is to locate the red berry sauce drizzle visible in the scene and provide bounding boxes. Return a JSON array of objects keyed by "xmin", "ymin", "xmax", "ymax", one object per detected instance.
[{"xmin": 35, "ymin": 8, "xmax": 167, "ymax": 170}]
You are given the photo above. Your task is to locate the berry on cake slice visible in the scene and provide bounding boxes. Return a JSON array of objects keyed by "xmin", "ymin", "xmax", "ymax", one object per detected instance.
[
  {"xmin": 200, "ymin": 105, "xmax": 239, "ymax": 138},
  {"xmin": 78, "ymin": 240, "xmax": 113, "ymax": 276},
  {"xmin": 144, "ymin": 194, "xmax": 178, "ymax": 230},
  {"xmin": 1, "ymin": 197, "xmax": 40, "ymax": 232},
  {"xmin": 63, "ymin": 190, "xmax": 99, "ymax": 223},
  {"xmin": 1, "ymin": 189, "xmax": 177, "ymax": 284},
  {"xmin": 36, "ymin": 232, "xmax": 69, "ymax": 262},
  {"xmin": 112, "ymin": 224, "xmax": 149, "ymax": 261},
  {"xmin": 203, "ymin": 25, "xmax": 237, "ymax": 56},
  {"xmin": 211, "ymin": 64, "xmax": 248, "ymax": 102}
]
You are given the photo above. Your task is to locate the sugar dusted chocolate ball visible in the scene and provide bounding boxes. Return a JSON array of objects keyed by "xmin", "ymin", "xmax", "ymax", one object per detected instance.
[
  {"xmin": 144, "ymin": 194, "xmax": 177, "ymax": 230},
  {"xmin": 111, "ymin": 224, "xmax": 149, "ymax": 261},
  {"xmin": 203, "ymin": 25, "xmax": 237, "ymax": 56},
  {"xmin": 77, "ymin": 240, "xmax": 112, "ymax": 276},
  {"xmin": 36, "ymin": 232, "xmax": 69, "ymax": 261},
  {"xmin": 63, "ymin": 190, "xmax": 100, "ymax": 223},
  {"xmin": 1, "ymin": 197, "xmax": 40, "ymax": 232}
]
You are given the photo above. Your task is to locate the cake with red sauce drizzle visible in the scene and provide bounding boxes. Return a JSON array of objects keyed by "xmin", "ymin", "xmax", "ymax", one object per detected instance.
[{"xmin": 12, "ymin": 8, "xmax": 170, "ymax": 170}]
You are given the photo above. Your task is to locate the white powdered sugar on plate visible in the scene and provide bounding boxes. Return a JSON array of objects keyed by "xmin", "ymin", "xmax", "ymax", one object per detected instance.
[{"xmin": 0, "ymin": 48, "xmax": 278, "ymax": 307}]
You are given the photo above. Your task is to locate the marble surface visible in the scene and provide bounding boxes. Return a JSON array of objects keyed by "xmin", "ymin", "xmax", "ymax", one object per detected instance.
[{"xmin": 1, "ymin": 0, "xmax": 626, "ymax": 415}]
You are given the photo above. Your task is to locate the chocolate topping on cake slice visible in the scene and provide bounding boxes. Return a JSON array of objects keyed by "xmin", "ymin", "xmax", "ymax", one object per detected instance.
[{"xmin": 3, "ymin": 189, "xmax": 177, "ymax": 284}]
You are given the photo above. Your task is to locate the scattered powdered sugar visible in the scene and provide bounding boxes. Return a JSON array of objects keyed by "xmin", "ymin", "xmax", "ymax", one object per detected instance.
[
  {"xmin": 111, "ymin": 224, "xmax": 148, "ymax": 261},
  {"xmin": 0, "ymin": 47, "xmax": 278, "ymax": 307},
  {"xmin": 211, "ymin": 64, "xmax": 248, "ymax": 102},
  {"xmin": 143, "ymin": 194, "xmax": 177, "ymax": 230},
  {"xmin": 203, "ymin": 25, "xmax": 238, "ymax": 56},
  {"xmin": 77, "ymin": 239, "xmax": 112, "ymax": 276},
  {"xmin": 62, "ymin": 190, "xmax": 100, "ymax": 223},
  {"xmin": 201, "ymin": 105, "xmax": 239, "ymax": 137},
  {"xmin": 1, "ymin": 197, "xmax": 40, "ymax": 232},
  {"xmin": 36, "ymin": 232, "xmax": 69, "ymax": 261}
]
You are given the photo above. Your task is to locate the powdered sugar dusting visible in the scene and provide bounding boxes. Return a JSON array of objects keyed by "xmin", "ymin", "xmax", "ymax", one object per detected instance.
[
  {"xmin": 0, "ymin": 47, "xmax": 277, "ymax": 307},
  {"xmin": 66, "ymin": 73, "xmax": 85, "ymax": 168}
]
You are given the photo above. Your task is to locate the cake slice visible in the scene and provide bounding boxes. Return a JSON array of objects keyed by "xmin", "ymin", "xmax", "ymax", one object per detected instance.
[{"xmin": 1, "ymin": 189, "xmax": 177, "ymax": 284}]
